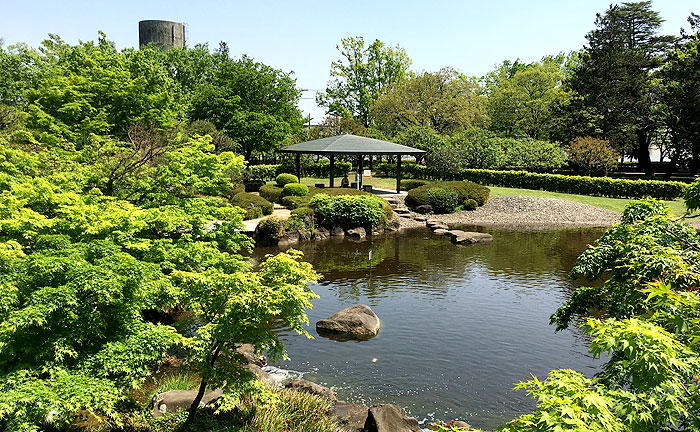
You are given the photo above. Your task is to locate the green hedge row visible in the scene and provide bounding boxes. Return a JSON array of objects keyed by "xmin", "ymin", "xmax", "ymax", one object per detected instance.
[
  {"xmin": 248, "ymin": 161, "xmax": 354, "ymax": 180},
  {"xmin": 377, "ymin": 163, "xmax": 688, "ymax": 200},
  {"xmin": 459, "ymin": 169, "xmax": 688, "ymax": 200}
]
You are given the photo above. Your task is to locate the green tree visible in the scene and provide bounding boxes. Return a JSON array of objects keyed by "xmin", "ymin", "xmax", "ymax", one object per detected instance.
[
  {"xmin": 0, "ymin": 42, "xmax": 40, "ymax": 107},
  {"xmin": 189, "ymin": 47, "xmax": 304, "ymax": 161},
  {"xmin": 567, "ymin": 136, "xmax": 619, "ymax": 176},
  {"xmin": 485, "ymin": 56, "xmax": 571, "ymax": 140},
  {"xmin": 373, "ymin": 67, "xmax": 488, "ymax": 136},
  {"xmin": 317, "ymin": 36, "xmax": 411, "ymax": 127},
  {"xmin": 567, "ymin": 1, "xmax": 674, "ymax": 174}
]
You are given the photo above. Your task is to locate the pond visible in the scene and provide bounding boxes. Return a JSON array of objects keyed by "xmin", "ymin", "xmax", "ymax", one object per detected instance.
[{"xmin": 250, "ymin": 227, "xmax": 605, "ymax": 430}]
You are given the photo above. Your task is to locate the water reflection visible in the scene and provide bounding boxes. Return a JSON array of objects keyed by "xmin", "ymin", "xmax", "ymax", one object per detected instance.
[{"xmin": 250, "ymin": 227, "xmax": 604, "ymax": 429}]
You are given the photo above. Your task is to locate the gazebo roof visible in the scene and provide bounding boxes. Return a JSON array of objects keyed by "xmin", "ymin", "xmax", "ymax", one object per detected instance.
[{"xmin": 280, "ymin": 134, "xmax": 425, "ymax": 155}]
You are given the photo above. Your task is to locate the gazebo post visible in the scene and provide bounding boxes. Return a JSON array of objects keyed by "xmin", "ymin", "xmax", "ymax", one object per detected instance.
[
  {"xmin": 358, "ymin": 155, "xmax": 364, "ymax": 189},
  {"xmin": 329, "ymin": 154, "xmax": 335, "ymax": 188},
  {"xmin": 396, "ymin": 155, "xmax": 402, "ymax": 193},
  {"xmin": 295, "ymin": 153, "xmax": 301, "ymax": 181}
]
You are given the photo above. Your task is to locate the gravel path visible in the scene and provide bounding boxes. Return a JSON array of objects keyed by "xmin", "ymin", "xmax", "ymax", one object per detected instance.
[{"xmin": 395, "ymin": 196, "xmax": 622, "ymax": 230}]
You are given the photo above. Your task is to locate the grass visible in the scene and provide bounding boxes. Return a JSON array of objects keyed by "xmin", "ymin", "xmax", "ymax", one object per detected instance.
[{"xmin": 299, "ymin": 176, "xmax": 690, "ymax": 217}]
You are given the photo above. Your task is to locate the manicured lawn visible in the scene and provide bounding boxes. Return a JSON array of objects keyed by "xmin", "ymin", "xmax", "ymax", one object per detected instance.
[{"xmin": 299, "ymin": 176, "xmax": 690, "ymax": 217}]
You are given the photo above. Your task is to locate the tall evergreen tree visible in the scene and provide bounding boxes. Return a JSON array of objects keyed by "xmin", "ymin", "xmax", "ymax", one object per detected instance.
[{"xmin": 568, "ymin": 1, "xmax": 674, "ymax": 174}]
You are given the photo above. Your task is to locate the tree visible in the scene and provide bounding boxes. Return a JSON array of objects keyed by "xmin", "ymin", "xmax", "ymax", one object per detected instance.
[
  {"xmin": 317, "ymin": 37, "xmax": 411, "ymax": 127},
  {"xmin": 189, "ymin": 48, "xmax": 304, "ymax": 161},
  {"xmin": 567, "ymin": 1, "xmax": 674, "ymax": 174},
  {"xmin": 485, "ymin": 56, "xmax": 571, "ymax": 140},
  {"xmin": 373, "ymin": 67, "xmax": 488, "ymax": 136},
  {"xmin": 567, "ymin": 136, "xmax": 619, "ymax": 176}
]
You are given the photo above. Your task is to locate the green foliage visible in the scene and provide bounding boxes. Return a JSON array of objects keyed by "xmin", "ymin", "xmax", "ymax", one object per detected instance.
[
  {"xmin": 568, "ymin": 136, "xmax": 618, "ymax": 176},
  {"xmin": 400, "ymin": 179, "xmax": 430, "ymax": 191},
  {"xmin": 259, "ymin": 184, "xmax": 283, "ymax": 203},
  {"xmin": 405, "ymin": 181, "xmax": 490, "ymax": 211},
  {"xmin": 276, "ymin": 173, "xmax": 299, "ymax": 187},
  {"xmin": 248, "ymin": 164, "xmax": 279, "ymax": 181},
  {"xmin": 281, "ymin": 183, "xmax": 309, "ymax": 197},
  {"xmin": 684, "ymin": 179, "xmax": 700, "ymax": 214},
  {"xmin": 244, "ymin": 180, "xmax": 266, "ymax": 192},
  {"xmin": 255, "ymin": 217, "xmax": 285, "ymax": 243},
  {"xmin": 317, "ymin": 36, "xmax": 411, "ymax": 127},
  {"xmin": 464, "ymin": 199, "xmax": 478, "ymax": 211},
  {"xmin": 460, "ymin": 169, "xmax": 688, "ymax": 200},
  {"xmin": 310, "ymin": 193, "xmax": 387, "ymax": 228},
  {"xmin": 231, "ymin": 192, "xmax": 274, "ymax": 220},
  {"xmin": 427, "ymin": 188, "xmax": 460, "ymax": 214},
  {"xmin": 291, "ymin": 207, "xmax": 314, "ymax": 219}
]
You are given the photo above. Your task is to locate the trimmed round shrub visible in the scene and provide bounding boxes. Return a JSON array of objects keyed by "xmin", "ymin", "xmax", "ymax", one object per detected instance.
[
  {"xmin": 244, "ymin": 180, "xmax": 266, "ymax": 192},
  {"xmin": 259, "ymin": 184, "xmax": 283, "ymax": 203},
  {"xmin": 310, "ymin": 193, "xmax": 387, "ymax": 228},
  {"xmin": 228, "ymin": 184, "xmax": 245, "ymax": 198},
  {"xmin": 405, "ymin": 181, "xmax": 490, "ymax": 212},
  {"xmin": 291, "ymin": 207, "xmax": 314, "ymax": 218},
  {"xmin": 231, "ymin": 192, "xmax": 273, "ymax": 220},
  {"xmin": 427, "ymin": 188, "xmax": 459, "ymax": 214},
  {"xmin": 464, "ymin": 199, "xmax": 478, "ymax": 211},
  {"xmin": 281, "ymin": 195, "xmax": 311, "ymax": 210},
  {"xmin": 400, "ymin": 179, "xmax": 431, "ymax": 191},
  {"xmin": 256, "ymin": 216, "xmax": 284, "ymax": 243},
  {"xmin": 276, "ymin": 173, "xmax": 299, "ymax": 187},
  {"xmin": 281, "ymin": 183, "xmax": 309, "ymax": 198}
]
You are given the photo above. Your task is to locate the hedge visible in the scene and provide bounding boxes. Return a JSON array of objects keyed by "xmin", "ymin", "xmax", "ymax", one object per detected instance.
[
  {"xmin": 259, "ymin": 184, "xmax": 283, "ymax": 203},
  {"xmin": 400, "ymin": 179, "xmax": 431, "ymax": 191},
  {"xmin": 459, "ymin": 169, "xmax": 688, "ymax": 200},
  {"xmin": 377, "ymin": 163, "xmax": 689, "ymax": 200},
  {"xmin": 405, "ymin": 181, "xmax": 490, "ymax": 211},
  {"xmin": 281, "ymin": 183, "xmax": 309, "ymax": 197},
  {"xmin": 230, "ymin": 192, "xmax": 273, "ymax": 220},
  {"xmin": 248, "ymin": 161, "xmax": 354, "ymax": 180},
  {"xmin": 310, "ymin": 194, "xmax": 388, "ymax": 228},
  {"xmin": 248, "ymin": 164, "xmax": 279, "ymax": 181}
]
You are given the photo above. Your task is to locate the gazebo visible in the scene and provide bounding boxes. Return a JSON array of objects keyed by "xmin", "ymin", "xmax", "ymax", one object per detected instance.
[{"xmin": 279, "ymin": 134, "xmax": 425, "ymax": 193}]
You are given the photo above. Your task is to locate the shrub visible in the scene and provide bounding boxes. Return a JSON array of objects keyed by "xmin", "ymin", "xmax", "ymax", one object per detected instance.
[
  {"xmin": 281, "ymin": 195, "xmax": 309, "ymax": 210},
  {"xmin": 276, "ymin": 173, "xmax": 299, "ymax": 187},
  {"xmin": 248, "ymin": 164, "xmax": 279, "ymax": 181},
  {"xmin": 405, "ymin": 181, "xmax": 490, "ymax": 211},
  {"xmin": 400, "ymin": 179, "xmax": 431, "ymax": 191},
  {"xmin": 567, "ymin": 136, "xmax": 618, "ymax": 176},
  {"xmin": 229, "ymin": 184, "xmax": 245, "ymax": 197},
  {"xmin": 244, "ymin": 180, "xmax": 266, "ymax": 192},
  {"xmin": 464, "ymin": 199, "xmax": 478, "ymax": 211},
  {"xmin": 291, "ymin": 207, "xmax": 314, "ymax": 218},
  {"xmin": 281, "ymin": 183, "xmax": 309, "ymax": 198},
  {"xmin": 256, "ymin": 217, "xmax": 284, "ymax": 242},
  {"xmin": 259, "ymin": 184, "xmax": 283, "ymax": 203},
  {"xmin": 310, "ymin": 193, "xmax": 387, "ymax": 228},
  {"xmin": 427, "ymin": 188, "xmax": 459, "ymax": 213},
  {"xmin": 231, "ymin": 192, "xmax": 273, "ymax": 220},
  {"xmin": 460, "ymin": 169, "xmax": 687, "ymax": 200}
]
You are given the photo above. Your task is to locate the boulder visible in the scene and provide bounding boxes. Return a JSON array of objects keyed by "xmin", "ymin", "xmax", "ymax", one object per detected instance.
[
  {"xmin": 430, "ymin": 223, "xmax": 449, "ymax": 231},
  {"xmin": 371, "ymin": 224, "xmax": 385, "ymax": 236},
  {"xmin": 236, "ymin": 344, "xmax": 266, "ymax": 367},
  {"xmin": 277, "ymin": 230, "xmax": 300, "ymax": 246},
  {"xmin": 316, "ymin": 304, "xmax": 380, "ymax": 340},
  {"xmin": 415, "ymin": 205, "xmax": 433, "ymax": 214},
  {"xmin": 364, "ymin": 404, "xmax": 421, "ymax": 432},
  {"xmin": 244, "ymin": 363, "xmax": 276, "ymax": 387},
  {"xmin": 285, "ymin": 378, "xmax": 337, "ymax": 402},
  {"xmin": 433, "ymin": 228, "xmax": 449, "ymax": 236},
  {"xmin": 385, "ymin": 219, "xmax": 401, "ymax": 232},
  {"xmin": 330, "ymin": 400, "xmax": 369, "ymax": 432},
  {"xmin": 313, "ymin": 227, "xmax": 331, "ymax": 240},
  {"xmin": 346, "ymin": 227, "xmax": 366, "ymax": 239},
  {"xmin": 448, "ymin": 230, "xmax": 494, "ymax": 245},
  {"xmin": 425, "ymin": 219, "xmax": 442, "ymax": 228},
  {"xmin": 331, "ymin": 226, "xmax": 345, "ymax": 236},
  {"xmin": 152, "ymin": 389, "xmax": 222, "ymax": 418},
  {"xmin": 298, "ymin": 229, "xmax": 312, "ymax": 241}
]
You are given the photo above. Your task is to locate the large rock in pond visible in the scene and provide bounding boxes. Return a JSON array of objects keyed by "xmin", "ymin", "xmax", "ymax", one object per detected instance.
[
  {"xmin": 313, "ymin": 227, "xmax": 331, "ymax": 241},
  {"xmin": 331, "ymin": 226, "xmax": 345, "ymax": 236},
  {"xmin": 346, "ymin": 227, "xmax": 366, "ymax": 239},
  {"xmin": 448, "ymin": 230, "xmax": 493, "ymax": 245},
  {"xmin": 152, "ymin": 389, "xmax": 222, "ymax": 418},
  {"xmin": 277, "ymin": 230, "xmax": 300, "ymax": 246},
  {"xmin": 285, "ymin": 378, "xmax": 337, "ymax": 402},
  {"xmin": 330, "ymin": 400, "xmax": 369, "ymax": 432},
  {"xmin": 236, "ymin": 344, "xmax": 266, "ymax": 367},
  {"xmin": 364, "ymin": 404, "xmax": 421, "ymax": 432},
  {"xmin": 415, "ymin": 204, "xmax": 433, "ymax": 214},
  {"xmin": 316, "ymin": 305, "xmax": 380, "ymax": 340},
  {"xmin": 244, "ymin": 363, "xmax": 276, "ymax": 387},
  {"xmin": 385, "ymin": 219, "xmax": 401, "ymax": 232}
]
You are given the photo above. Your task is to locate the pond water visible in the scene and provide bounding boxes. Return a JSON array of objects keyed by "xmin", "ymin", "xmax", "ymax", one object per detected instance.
[{"xmin": 250, "ymin": 227, "xmax": 605, "ymax": 430}]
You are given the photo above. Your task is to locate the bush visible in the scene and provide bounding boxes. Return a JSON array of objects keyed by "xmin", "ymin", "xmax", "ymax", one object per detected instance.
[
  {"xmin": 460, "ymin": 169, "xmax": 687, "ymax": 200},
  {"xmin": 276, "ymin": 173, "xmax": 299, "ymax": 187},
  {"xmin": 405, "ymin": 181, "xmax": 490, "ymax": 211},
  {"xmin": 256, "ymin": 217, "xmax": 284, "ymax": 242},
  {"xmin": 291, "ymin": 207, "xmax": 314, "ymax": 218},
  {"xmin": 231, "ymin": 192, "xmax": 273, "ymax": 220},
  {"xmin": 244, "ymin": 180, "xmax": 266, "ymax": 192},
  {"xmin": 310, "ymin": 194, "xmax": 388, "ymax": 228},
  {"xmin": 567, "ymin": 136, "xmax": 618, "ymax": 176},
  {"xmin": 259, "ymin": 184, "xmax": 283, "ymax": 203},
  {"xmin": 464, "ymin": 199, "xmax": 478, "ymax": 211},
  {"xmin": 281, "ymin": 195, "xmax": 309, "ymax": 210},
  {"xmin": 248, "ymin": 164, "xmax": 279, "ymax": 181},
  {"xmin": 229, "ymin": 184, "xmax": 245, "ymax": 197},
  {"xmin": 427, "ymin": 188, "xmax": 459, "ymax": 213},
  {"xmin": 281, "ymin": 183, "xmax": 309, "ymax": 198},
  {"xmin": 400, "ymin": 179, "xmax": 431, "ymax": 191}
]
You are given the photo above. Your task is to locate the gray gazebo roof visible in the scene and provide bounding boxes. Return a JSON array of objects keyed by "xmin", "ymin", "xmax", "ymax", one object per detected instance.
[{"xmin": 280, "ymin": 134, "xmax": 425, "ymax": 155}]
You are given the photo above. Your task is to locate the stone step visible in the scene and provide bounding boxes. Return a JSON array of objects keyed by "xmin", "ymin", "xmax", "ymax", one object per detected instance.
[{"xmin": 393, "ymin": 208, "xmax": 411, "ymax": 215}]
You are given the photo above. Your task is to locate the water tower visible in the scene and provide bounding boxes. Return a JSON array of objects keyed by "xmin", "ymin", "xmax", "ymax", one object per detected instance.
[{"xmin": 138, "ymin": 20, "xmax": 185, "ymax": 49}]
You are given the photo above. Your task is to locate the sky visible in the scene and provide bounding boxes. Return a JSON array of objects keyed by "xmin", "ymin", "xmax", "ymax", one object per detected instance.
[{"xmin": 1, "ymin": 1, "xmax": 697, "ymax": 124}]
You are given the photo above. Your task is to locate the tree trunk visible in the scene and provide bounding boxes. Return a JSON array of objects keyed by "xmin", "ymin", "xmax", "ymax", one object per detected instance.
[
  {"xmin": 636, "ymin": 128, "xmax": 653, "ymax": 176},
  {"xmin": 185, "ymin": 344, "xmax": 221, "ymax": 427},
  {"xmin": 691, "ymin": 146, "xmax": 700, "ymax": 176}
]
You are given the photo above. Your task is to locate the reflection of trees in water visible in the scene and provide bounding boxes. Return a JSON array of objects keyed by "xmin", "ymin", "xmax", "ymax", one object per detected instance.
[{"xmin": 249, "ymin": 228, "xmax": 604, "ymax": 302}]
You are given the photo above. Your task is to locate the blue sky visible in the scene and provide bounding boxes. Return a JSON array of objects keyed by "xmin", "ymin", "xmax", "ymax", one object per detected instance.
[{"xmin": 2, "ymin": 1, "xmax": 697, "ymax": 123}]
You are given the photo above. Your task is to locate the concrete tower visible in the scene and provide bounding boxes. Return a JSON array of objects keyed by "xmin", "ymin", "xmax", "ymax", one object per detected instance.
[{"xmin": 138, "ymin": 20, "xmax": 185, "ymax": 49}]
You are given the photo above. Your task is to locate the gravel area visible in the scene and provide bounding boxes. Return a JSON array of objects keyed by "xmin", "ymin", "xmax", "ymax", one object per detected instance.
[{"xmin": 395, "ymin": 196, "xmax": 622, "ymax": 230}]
